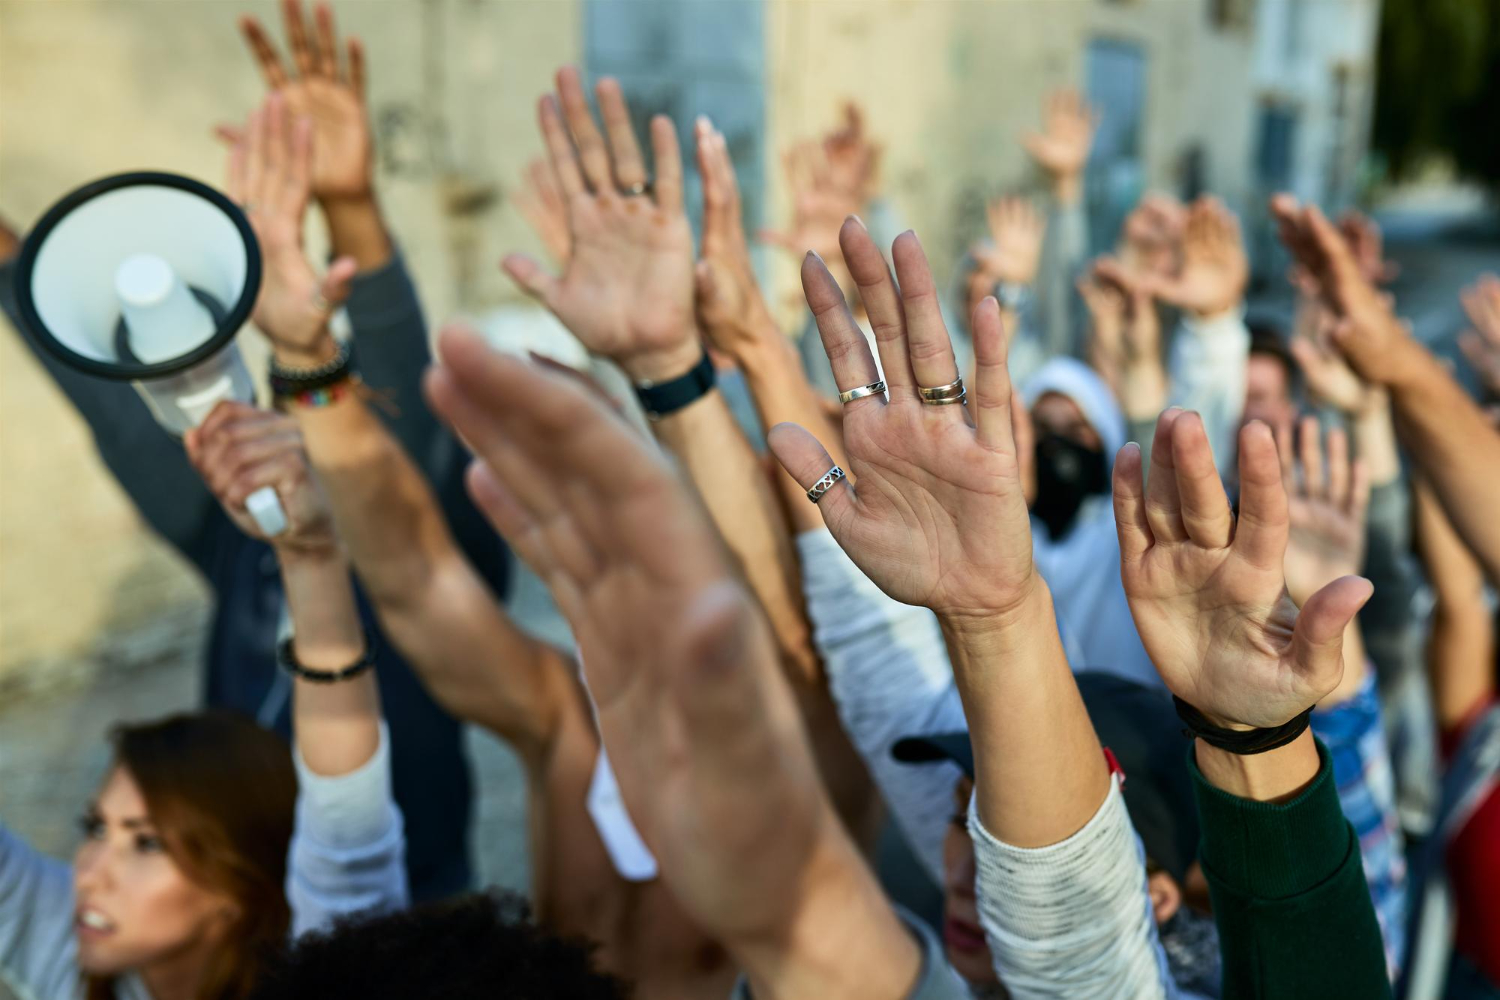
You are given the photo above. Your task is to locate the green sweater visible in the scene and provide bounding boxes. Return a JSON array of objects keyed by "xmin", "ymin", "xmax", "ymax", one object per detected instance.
[{"xmin": 1191, "ymin": 738, "xmax": 1393, "ymax": 999}]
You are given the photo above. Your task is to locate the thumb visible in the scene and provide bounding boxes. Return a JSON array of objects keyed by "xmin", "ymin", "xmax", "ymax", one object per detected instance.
[
  {"xmin": 213, "ymin": 123, "xmax": 246, "ymax": 147},
  {"xmin": 500, "ymin": 253, "xmax": 561, "ymax": 311},
  {"xmin": 766, "ymin": 421, "xmax": 855, "ymax": 531},
  {"xmin": 1291, "ymin": 575, "xmax": 1373, "ymax": 695},
  {"xmin": 694, "ymin": 258, "xmax": 718, "ymax": 304},
  {"xmin": 319, "ymin": 255, "xmax": 359, "ymax": 312}
]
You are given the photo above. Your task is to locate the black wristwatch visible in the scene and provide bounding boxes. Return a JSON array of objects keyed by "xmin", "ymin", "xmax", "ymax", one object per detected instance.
[{"xmin": 634, "ymin": 353, "xmax": 716, "ymax": 421}]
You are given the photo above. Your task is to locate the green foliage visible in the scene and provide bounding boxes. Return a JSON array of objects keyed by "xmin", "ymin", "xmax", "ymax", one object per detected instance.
[{"xmin": 1372, "ymin": 0, "xmax": 1500, "ymax": 189}]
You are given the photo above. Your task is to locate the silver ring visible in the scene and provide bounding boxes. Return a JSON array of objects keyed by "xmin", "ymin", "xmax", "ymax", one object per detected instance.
[
  {"xmin": 620, "ymin": 180, "xmax": 652, "ymax": 198},
  {"xmin": 838, "ymin": 380, "xmax": 886, "ymax": 404},
  {"xmin": 805, "ymin": 465, "xmax": 845, "ymax": 504},
  {"xmin": 918, "ymin": 376, "xmax": 965, "ymax": 402}
]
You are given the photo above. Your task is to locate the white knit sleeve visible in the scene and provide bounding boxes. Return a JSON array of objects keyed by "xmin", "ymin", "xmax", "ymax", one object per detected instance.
[{"xmin": 969, "ymin": 777, "xmax": 1176, "ymax": 999}]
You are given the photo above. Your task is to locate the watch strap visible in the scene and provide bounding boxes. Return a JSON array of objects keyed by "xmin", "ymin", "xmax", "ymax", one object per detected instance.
[{"xmin": 634, "ymin": 353, "xmax": 716, "ymax": 420}]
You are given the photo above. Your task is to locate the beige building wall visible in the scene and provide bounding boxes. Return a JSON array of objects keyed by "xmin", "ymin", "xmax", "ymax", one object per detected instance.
[{"xmin": 0, "ymin": 0, "xmax": 1263, "ymax": 698}]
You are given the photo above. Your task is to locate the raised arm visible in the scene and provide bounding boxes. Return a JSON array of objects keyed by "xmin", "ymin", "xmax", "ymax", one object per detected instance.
[
  {"xmin": 425, "ymin": 329, "xmax": 946, "ymax": 1000},
  {"xmin": 1024, "ymin": 88, "xmax": 1096, "ymax": 358},
  {"xmin": 772, "ymin": 218, "xmax": 1172, "ymax": 995},
  {"xmin": 223, "ymin": 92, "xmax": 564, "ymax": 764},
  {"xmin": 185, "ymin": 404, "xmax": 407, "ymax": 936},
  {"xmin": 1114, "ymin": 410, "xmax": 1391, "ymax": 998},
  {"xmin": 1274, "ymin": 196, "xmax": 1500, "ymax": 582}
]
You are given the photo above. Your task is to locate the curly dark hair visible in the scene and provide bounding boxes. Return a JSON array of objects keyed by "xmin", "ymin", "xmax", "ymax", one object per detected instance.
[{"xmin": 250, "ymin": 891, "xmax": 630, "ymax": 999}]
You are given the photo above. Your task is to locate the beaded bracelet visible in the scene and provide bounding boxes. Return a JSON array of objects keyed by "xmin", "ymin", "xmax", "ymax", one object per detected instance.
[
  {"xmin": 270, "ymin": 340, "xmax": 355, "ymax": 398},
  {"xmin": 276, "ymin": 630, "xmax": 377, "ymax": 684}
]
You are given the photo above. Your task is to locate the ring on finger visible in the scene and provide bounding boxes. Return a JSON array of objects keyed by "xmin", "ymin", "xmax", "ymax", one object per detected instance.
[
  {"xmin": 805, "ymin": 465, "xmax": 845, "ymax": 504},
  {"xmin": 918, "ymin": 376, "xmax": 965, "ymax": 403},
  {"xmin": 838, "ymin": 380, "xmax": 886, "ymax": 405},
  {"xmin": 620, "ymin": 180, "xmax": 652, "ymax": 198}
]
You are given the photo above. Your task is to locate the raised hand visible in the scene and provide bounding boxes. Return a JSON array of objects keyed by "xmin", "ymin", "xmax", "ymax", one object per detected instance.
[
  {"xmin": 185, "ymin": 401, "xmax": 335, "ymax": 553},
  {"xmin": 424, "ymin": 328, "xmax": 918, "ymax": 994},
  {"xmin": 1114, "ymin": 410, "xmax": 1372, "ymax": 729},
  {"xmin": 820, "ymin": 102, "xmax": 882, "ymax": 209},
  {"xmin": 1460, "ymin": 274, "xmax": 1500, "ymax": 396},
  {"xmin": 767, "ymin": 218, "xmax": 1037, "ymax": 624},
  {"xmin": 513, "ymin": 157, "xmax": 572, "ymax": 267},
  {"xmin": 1119, "ymin": 193, "xmax": 1186, "ymax": 279},
  {"xmin": 1092, "ymin": 256, "xmax": 1166, "ymax": 419},
  {"xmin": 502, "ymin": 68, "xmax": 699, "ymax": 384},
  {"xmin": 758, "ymin": 140, "xmax": 860, "ymax": 271},
  {"xmin": 1271, "ymin": 195, "xmax": 1418, "ymax": 387},
  {"xmin": 231, "ymin": 0, "xmax": 372, "ymax": 204},
  {"xmin": 1146, "ymin": 196, "xmax": 1247, "ymax": 318},
  {"xmin": 973, "ymin": 196, "xmax": 1044, "ymax": 287},
  {"xmin": 225, "ymin": 94, "xmax": 357, "ymax": 364},
  {"xmin": 1022, "ymin": 88, "xmax": 1097, "ymax": 201},
  {"xmin": 693, "ymin": 116, "xmax": 779, "ymax": 364},
  {"xmin": 1278, "ymin": 417, "xmax": 1371, "ymax": 609},
  {"xmin": 1337, "ymin": 210, "xmax": 1399, "ymax": 286},
  {"xmin": 1288, "ymin": 298, "xmax": 1375, "ymax": 415},
  {"xmin": 1077, "ymin": 269, "xmax": 1127, "ymax": 383}
]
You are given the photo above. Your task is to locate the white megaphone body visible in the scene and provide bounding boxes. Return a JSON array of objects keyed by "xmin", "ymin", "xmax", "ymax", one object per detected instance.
[{"xmin": 15, "ymin": 171, "xmax": 286, "ymax": 537}]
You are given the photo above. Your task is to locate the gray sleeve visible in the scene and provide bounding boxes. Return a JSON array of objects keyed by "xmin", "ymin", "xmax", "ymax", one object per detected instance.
[
  {"xmin": 1360, "ymin": 479, "xmax": 1424, "ymax": 687},
  {"xmin": 286, "ymin": 722, "xmax": 409, "ymax": 938},
  {"xmin": 0, "ymin": 826, "xmax": 82, "ymax": 1000},
  {"xmin": 796, "ymin": 529, "xmax": 967, "ymax": 885},
  {"xmin": 1166, "ymin": 313, "xmax": 1248, "ymax": 480},
  {"xmin": 1036, "ymin": 199, "xmax": 1088, "ymax": 360},
  {"xmin": 969, "ymin": 779, "xmax": 1177, "ymax": 999}
]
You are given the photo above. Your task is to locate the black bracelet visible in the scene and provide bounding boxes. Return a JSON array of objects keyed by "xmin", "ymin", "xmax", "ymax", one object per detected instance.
[
  {"xmin": 633, "ymin": 352, "xmax": 716, "ymax": 421},
  {"xmin": 1173, "ymin": 696, "xmax": 1313, "ymax": 755},
  {"xmin": 276, "ymin": 630, "xmax": 376, "ymax": 684},
  {"xmin": 270, "ymin": 340, "xmax": 356, "ymax": 397}
]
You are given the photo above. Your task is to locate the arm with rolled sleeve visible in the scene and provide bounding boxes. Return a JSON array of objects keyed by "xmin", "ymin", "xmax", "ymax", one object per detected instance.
[
  {"xmin": 1166, "ymin": 313, "xmax": 1249, "ymax": 480},
  {"xmin": 796, "ymin": 528, "xmax": 965, "ymax": 884},
  {"xmin": 287, "ymin": 721, "xmax": 408, "ymax": 938},
  {"xmin": 969, "ymin": 776, "xmax": 1176, "ymax": 999}
]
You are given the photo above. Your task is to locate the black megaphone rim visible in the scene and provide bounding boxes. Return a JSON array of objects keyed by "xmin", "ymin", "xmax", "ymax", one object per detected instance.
[{"xmin": 13, "ymin": 170, "xmax": 263, "ymax": 382}]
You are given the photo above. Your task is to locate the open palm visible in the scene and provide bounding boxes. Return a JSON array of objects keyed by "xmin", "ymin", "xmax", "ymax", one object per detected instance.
[
  {"xmin": 768, "ymin": 218, "xmax": 1036, "ymax": 622},
  {"xmin": 502, "ymin": 69, "xmax": 698, "ymax": 381},
  {"xmin": 1114, "ymin": 410, "xmax": 1371, "ymax": 729}
]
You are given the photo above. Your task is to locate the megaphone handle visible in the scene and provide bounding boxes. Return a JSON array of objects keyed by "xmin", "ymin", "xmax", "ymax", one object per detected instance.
[{"xmin": 245, "ymin": 486, "xmax": 289, "ymax": 538}]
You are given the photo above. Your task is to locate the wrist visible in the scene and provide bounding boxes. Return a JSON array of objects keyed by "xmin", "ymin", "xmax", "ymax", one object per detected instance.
[
  {"xmin": 936, "ymin": 573, "xmax": 1052, "ymax": 647},
  {"xmin": 319, "ymin": 193, "xmax": 391, "ymax": 271},
  {"xmin": 1193, "ymin": 727, "xmax": 1320, "ymax": 803},
  {"xmin": 274, "ymin": 541, "xmax": 345, "ymax": 572},
  {"xmin": 274, "ymin": 333, "xmax": 340, "ymax": 370},
  {"xmin": 622, "ymin": 336, "xmax": 706, "ymax": 385},
  {"xmin": 1052, "ymin": 172, "xmax": 1082, "ymax": 206}
]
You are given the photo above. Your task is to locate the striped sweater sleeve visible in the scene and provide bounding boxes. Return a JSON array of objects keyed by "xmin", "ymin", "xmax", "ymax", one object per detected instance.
[
  {"xmin": 969, "ymin": 777, "xmax": 1177, "ymax": 999},
  {"xmin": 796, "ymin": 528, "xmax": 967, "ymax": 884}
]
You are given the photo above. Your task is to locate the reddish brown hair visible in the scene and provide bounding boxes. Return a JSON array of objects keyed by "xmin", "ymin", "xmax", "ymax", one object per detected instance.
[{"xmin": 86, "ymin": 710, "xmax": 296, "ymax": 1000}]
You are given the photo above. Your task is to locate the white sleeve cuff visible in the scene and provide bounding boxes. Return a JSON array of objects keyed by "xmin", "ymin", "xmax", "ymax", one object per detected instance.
[{"xmin": 293, "ymin": 721, "xmax": 399, "ymax": 851}]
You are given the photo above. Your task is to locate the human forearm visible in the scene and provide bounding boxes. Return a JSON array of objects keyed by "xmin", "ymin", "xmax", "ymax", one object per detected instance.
[
  {"xmin": 321, "ymin": 195, "xmax": 392, "ymax": 273},
  {"xmin": 1351, "ymin": 391, "xmax": 1399, "ymax": 486},
  {"xmin": 279, "ymin": 547, "xmax": 381, "ymax": 778},
  {"xmin": 1389, "ymin": 345, "xmax": 1500, "ymax": 581},
  {"xmin": 941, "ymin": 581, "xmax": 1109, "ymax": 848}
]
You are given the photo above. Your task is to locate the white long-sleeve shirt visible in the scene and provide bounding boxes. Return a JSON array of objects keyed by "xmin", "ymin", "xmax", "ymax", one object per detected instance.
[
  {"xmin": 797, "ymin": 529, "xmax": 1175, "ymax": 997},
  {"xmin": 1166, "ymin": 311, "xmax": 1250, "ymax": 481}
]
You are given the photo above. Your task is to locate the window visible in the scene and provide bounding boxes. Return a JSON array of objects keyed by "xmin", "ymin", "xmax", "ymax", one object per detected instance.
[{"xmin": 1084, "ymin": 38, "xmax": 1148, "ymax": 254}]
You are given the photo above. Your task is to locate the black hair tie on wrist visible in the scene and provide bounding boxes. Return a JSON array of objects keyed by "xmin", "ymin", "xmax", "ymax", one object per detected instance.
[
  {"xmin": 1173, "ymin": 696, "xmax": 1313, "ymax": 755},
  {"xmin": 277, "ymin": 630, "xmax": 376, "ymax": 684}
]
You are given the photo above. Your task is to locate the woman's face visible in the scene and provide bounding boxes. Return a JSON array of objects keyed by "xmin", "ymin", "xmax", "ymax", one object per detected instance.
[
  {"xmin": 941, "ymin": 776, "xmax": 1000, "ymax": 987},
  {"xmin": 71, "ymin": 766, "xmax": 236, "ymax": 976}
]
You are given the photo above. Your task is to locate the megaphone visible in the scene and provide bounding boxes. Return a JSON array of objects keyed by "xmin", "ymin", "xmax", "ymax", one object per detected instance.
[{"xmin": 14, "ymin": 171, "xmax": 287, "ymax": 536}]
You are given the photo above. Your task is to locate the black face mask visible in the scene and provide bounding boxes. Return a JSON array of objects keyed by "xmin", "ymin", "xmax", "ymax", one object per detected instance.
[{"xmin": 1032, "ymin": 432, "xmax": 1108, "ymax": 539}]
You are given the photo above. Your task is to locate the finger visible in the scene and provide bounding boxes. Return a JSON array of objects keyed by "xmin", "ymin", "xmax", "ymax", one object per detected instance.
[
  {"xmin": 712, "ymin": 128, "xmax": 741, "ymax": 211},
  {"xmin": 1170, "ymin": 411, "xmax": 1233, "ymax": 549},
  {"xmin": 281, "ymin": 0, "xmax": 315, "ymax": 77},
  {"xmin": 649, "ymin": 115, "xmax": 684, "ymax": 215},
  {"xmin": 1274, "ymin": 416, "xmax": 1295, "ymax": 495},
  {"xmin": 466, "ymin": 459, "xmax": 544, "ymax": 569},
  {"xmin": 1459, "ymin": 331, "xmax": 1491, "ymax": 375},
  {"xmin": 801, "ymin": 251, "xmax": 881, "ymax": 405},
  {"xmin": 1231, "ymin": 421, "xmax": 1290, "ymax": 572},
  {"xmin": 313, "ymin": 3, "xmax": 339, "ymax": 78},
  {"xmin": 210, "ymin": 431, "xmax": 305, "ymax": 495},
  {"xmin": 226, "ymin": 453, "xmax": 305, "ymax": 510},
  {"xmin": 555, "ymin": 66, "xmax": 612, "ymax": 192},
  {"xmin": 891, "ymin": 231, "xmax": 961, "ymax": 396},
  {"xmin": 1292, "ymin": 575, "xmax": 1374, "ymax": 697},
  {"xmin": 767, "ymin": 422, "xmax": 857, "ymax": 533},
  {"xmin": 1298, "ymin": 415, "xmax": 1325, "ymax": 500},
  {"xmin": 970, "ymin": 297, "xmax": 1015, "ymax": 451},
  {"xmin": 226, "ymin": 134, "xmax": 248, "ymax": 204},
  {"xmin": 695, "ymin": 117, "xmax": 722, "ymax": 216},
  {"xmin": 1112, "ymin": 442, "xmax": 1154, "ymax": 564},
  {"xmin": 239, "ymin": 17, "xmax": 290, "ymax": 88},
  {"xmin": 319, "ymin": 256, "xmax": 359, "ymax": 311},
  {"xmin": 595, "ymin": 77, "xmax": 647, "ymax": 191},
  {"xmin": 264, "ymin": 94, "xmax": 289, "ymax": 191},
  {"xmin": 501, "ymin": 253, "xmax": 562, "ymax": 312},
  {"xmin": 1144, "ymin": 408, "xmax": 1188, "ymax": 543},
  {"xmin": 840, "ymin": 217, "xmax": 917, "ymax": 394},
  {"xmin": 288, "ymin": 114, "xmax": 314, "ymax": 203},
  {"xmin": 538, "ymin": 95, "xmax": 586, "ymax": 199},
  {"xmin": 244, "ymin": 104, "xmax": 268, "ymax": 205},
  {"xmin": 1326, "ymin": 426, "xmax": 1350, "ymax": 509},
  {"xmin": 347, "ymin": 37, "xmax": 367, "ymax": 97},
  {"xmin": 214, "ymin": 123, "xmax": 246, "ymax": 148}
]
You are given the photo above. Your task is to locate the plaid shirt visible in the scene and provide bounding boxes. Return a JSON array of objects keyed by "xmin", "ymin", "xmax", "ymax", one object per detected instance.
[{"xmin": 1312, "ymin": 671, "xmax": 1408, "ymax": 980}]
